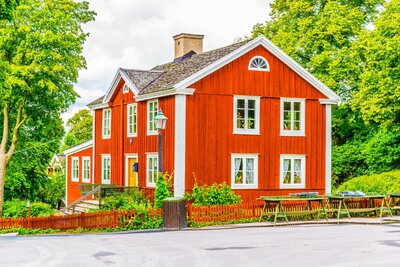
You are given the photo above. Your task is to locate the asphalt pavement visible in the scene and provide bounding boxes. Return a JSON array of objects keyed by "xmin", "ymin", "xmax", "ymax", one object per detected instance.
[{"xmin": 1, "ymin": 223, "xmax": 400, "ymax": 267}]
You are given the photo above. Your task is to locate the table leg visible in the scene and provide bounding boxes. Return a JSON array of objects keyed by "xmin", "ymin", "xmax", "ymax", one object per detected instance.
[
  {"xmin": 259, "ymin": 202, "xmax": 267, "ymax": 222},
  {"xmin": 337, "ymin": 200, "xmax": 342, "ymax": 220},
  {"xmin": 279, "ymin": 202, "xmax": 288, "ymax": 223},
  {"xmin": 342, "ymin": 200, "xmax": 351, "ymax": 219}
]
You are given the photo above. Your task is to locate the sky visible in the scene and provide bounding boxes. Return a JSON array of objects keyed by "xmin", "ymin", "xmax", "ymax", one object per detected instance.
[{"xmin": 62, "ymin": 0, "xmax": 273, "ymax": 122}]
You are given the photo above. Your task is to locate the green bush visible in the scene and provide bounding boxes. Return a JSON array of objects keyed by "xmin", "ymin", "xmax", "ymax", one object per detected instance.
[
  {"xmin": 336, "ymin": 170, "xmax": 400, "ymax": 194},
  {"xmin": 2, "ymin": 199, "xmax": 54, "ymax": 218},
  {"xmin": 44, "ymin": 172, "xmax": 65, "ymax": 208},
  {"xmin": 154, "ymin": 172, "xmax": 172, "ymax": 208},
  {"xmin": 185, "ymin": 182, "xmax": 242, "ymax": 206},
  {"xmin": 100, "ymin": 189, "xmax": 151, "ymax": 212}
]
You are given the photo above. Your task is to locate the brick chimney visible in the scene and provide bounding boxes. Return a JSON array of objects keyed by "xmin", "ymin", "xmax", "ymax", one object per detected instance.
[{"xmin": 173, "ymin": 33, "xmax": 204, "ymax": 59}]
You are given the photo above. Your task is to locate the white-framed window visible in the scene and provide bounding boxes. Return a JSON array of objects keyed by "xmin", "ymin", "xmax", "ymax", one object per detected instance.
[
  {"xmin": 71, "ymin": 157, "xmax": 79, "ymax": 182},
  {"xmin": 127, "ymin": 103, "xmax": 137, "ymax": 137},
  {"xmin": 147, "ymin": 100, "xmax": 158, "ymax": 135},
  {"xmin": 82, "ymin": 157, "xmax": 90, "ymax": 183},
  {"xmin": 146, "ymin": 154, "xmax": 158, "ymax": 187},
  {"xmin": 234, "ymin": 96, "xmax": 260, "ymax": 134},
  {"xmin": 280, "ymin": 98, "xmax": 305, "ymax": 136},
  {"xmin": 231, "ymin": 154, "xmax": 258, "ymax": 189},
  {"xmin": 101, "ymin": 155, "xmax": 111, "ymax": 184},
  {"xmin": 123, "ymin": 84, "xmax": 129, "ymax": 94},
  {"xmin": 248, "ymin": 56, "xmax": 270, "ymax": 72},
  {"xmin": 102, "ymin": 108, "xmax": 111, "ymax": 139},
  {"xmin": 280, "ymin": 155, "xmax": 306, "ymax": 189}
]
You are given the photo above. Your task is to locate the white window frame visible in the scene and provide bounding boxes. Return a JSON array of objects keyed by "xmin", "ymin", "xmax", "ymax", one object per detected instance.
[
  {"xmin": 101, "ymin": 154, "xmax": 111, "ymax": 184},
  {"xmin": 147, "ymin": 100, "xmax": 158, "ymax": 135},
  {"xmin": 146, "ymin": 153, "xmax": 158, "ymax": 187},
  {"xmin": 123, "ymin": 84, "xmax": 129, "ymax": 94},
  {"xmin": 233, "ymin": 96, "xmax": 260, "ymax": 135},
  {"xmin": 280, "ymin": 155, "xmax": 306, "ymax": 189},
  {"xmin": 102, "ymin": 108, "xmax": 111, "ymax": 139},
  {"xmin": 127, "ymin": 103, "xmax": 137, "ymax": 137},
  {"xmin": 82, "ymin": 157, "xmax": 91, "ymax": 183},
  {"xmin": 248, "ymin": 56, "xmax": 270, "ymax": 72},
  {"xmin": 280, "ymin": 98, "xmax": 305, "ymax": 136},
  {"xmin": 71, "ymin": 157, "xmax": 79, "ymax": 182},
  {"xmin": 231, "ymin": 154, "xmax": 258, "ymax": 189}
]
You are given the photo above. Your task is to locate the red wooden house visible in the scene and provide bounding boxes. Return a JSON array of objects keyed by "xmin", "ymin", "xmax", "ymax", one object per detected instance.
[{"xmin": 64, "ymin": 34, "xmax": 341, "ymax": 204}]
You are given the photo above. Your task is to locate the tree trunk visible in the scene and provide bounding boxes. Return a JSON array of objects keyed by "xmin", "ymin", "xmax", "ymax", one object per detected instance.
[{"xmin": 0, "ymin": 155, "xmax": 6, "ymax": 217}]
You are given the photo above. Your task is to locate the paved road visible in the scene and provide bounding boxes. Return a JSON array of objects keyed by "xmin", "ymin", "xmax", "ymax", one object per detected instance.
[{"xmin": 1, "ymin": 224, "xmax": 400, "ymax": 267}]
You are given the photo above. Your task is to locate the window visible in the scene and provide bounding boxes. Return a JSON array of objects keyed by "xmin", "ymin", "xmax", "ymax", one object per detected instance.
[
  {"xmin": 248, "ymin": 56, "xmax": 270, "ymax": 71},
  {"xmin": 234, "ymin": 96, "xmax": 260, "ymax": 134},
  {"xmin": 146, "ymin": 154, "xmax": 158, "ymax": 187},
  {"xmin": 81, "ymin": 157, "xmax": 90, "ymax": 183},
  {"xmin": 127, "ymin": 104, "xmax": 137, "ymax": 137},
  {"xmin": 281, "ymin": 98, "xmax": 305, "ymax": 136},
  {"xmin": 123, "ymin": 84, "xmax": 129, "ymax": 94},
  {"xmin": 280, "ymin": 155, "xmax": 306, "ymax": 189},
  {"xmin": 231, "ymin": 154, "xmax": 258, "ymax": 189},
  {"xmin": 102, "ymin": 108, "xmax": 111, "ymax": 138},
  {"xmin": 71, "ymin": 157, "xmax": 79, "ymax": 182},
  {"xmin": 147, "ymin": 100, "xmax": 158, "ymax": 135},
  {"xmin": 102, "ymin": 155, "xmax": 111, "ymax": 184}
]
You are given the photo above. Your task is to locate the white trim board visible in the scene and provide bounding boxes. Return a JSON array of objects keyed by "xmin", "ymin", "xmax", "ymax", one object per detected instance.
[
  {"xmin": 63, "ymin": 140, "xmax": 93, "ymax": 155},
  {"xmin": 174, "ymin": 94, "xmax": 186, "ymax": 197},
  {"xmin": 325, "ymin": 104, "xmax": 332, "ymax": 194},
  {"xmin": 103, "ymin": 69, "xmax": 140, "ymax": 103}
]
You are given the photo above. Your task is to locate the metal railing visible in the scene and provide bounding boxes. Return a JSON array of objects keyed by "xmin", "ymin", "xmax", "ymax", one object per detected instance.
[{"xmin": 61, "ymin": 185, "xmax": 102, "ymax": 214}]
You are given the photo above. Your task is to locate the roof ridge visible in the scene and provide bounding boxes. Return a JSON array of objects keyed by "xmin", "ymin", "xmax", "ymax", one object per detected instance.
[{"xmin": 121, "ymin": 68, "xmax": 163, "ymax": 73}]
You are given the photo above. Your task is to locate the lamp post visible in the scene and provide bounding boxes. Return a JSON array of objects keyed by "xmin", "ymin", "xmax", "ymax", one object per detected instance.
[{"xmin": 154, "ymin": 109, "xmax": 168, "ymax": 173}]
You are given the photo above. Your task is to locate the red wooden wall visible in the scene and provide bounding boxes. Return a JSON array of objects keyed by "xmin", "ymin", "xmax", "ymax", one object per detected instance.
[
  {"xmin": 93, "ymin": 79, "xmax": 175, "ymax": 189},
  {"xmin": 66, "ymin": 147, "xmax": 93, "ymax": 204},
  {"xmin": 185, "ymin": 45, "xmax": 328, "ymax": 202}
]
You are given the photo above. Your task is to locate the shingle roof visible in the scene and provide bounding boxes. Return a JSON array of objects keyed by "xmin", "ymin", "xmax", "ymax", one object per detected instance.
[
  {"xmin": 130, "ymin": 40, "xmax": 249, "ymax": 95},
  {"xmin": 88, "ymin": 40, "xmax": 250, "ymax": 107},
  {"xmin": 88, "ymin": 96, "xmax": 104, "ymax": 106},
  {"xmin": 120, "ymin": 69, "xmax": 163, "ymax": 92}
]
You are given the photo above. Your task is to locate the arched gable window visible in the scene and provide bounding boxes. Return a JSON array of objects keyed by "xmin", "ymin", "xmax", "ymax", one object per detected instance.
[{"xmin": 248, "ymin": 56, "xmax": 270, "ymax": 72}]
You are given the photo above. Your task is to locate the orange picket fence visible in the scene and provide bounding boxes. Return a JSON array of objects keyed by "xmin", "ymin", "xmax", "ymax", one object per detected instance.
[
  {"xmin": 186, "ymin": 201, "xmax": 324, "ymax": 224},
  {"xmin": 0, "ymin": 209, "xmax": 162, "ymax": 231}
]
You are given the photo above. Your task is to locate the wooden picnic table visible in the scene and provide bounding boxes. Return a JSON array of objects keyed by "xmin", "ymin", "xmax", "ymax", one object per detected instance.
[
  {"xmin": 388, "ymin": 193, "xmax": 400, "ymax": 214},
  {"xmin": 325, "ymin": 195, "xmax": 392, "ymax": 219},
  {"xmin": 258, "ymin": 196, "xmax": 328, "ymax": 224}
]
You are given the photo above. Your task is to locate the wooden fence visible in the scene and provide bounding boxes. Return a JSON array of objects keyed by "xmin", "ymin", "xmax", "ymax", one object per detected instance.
[{"xmin": 0, "ymin": 209, "xmax": 162, "ymax": 231}]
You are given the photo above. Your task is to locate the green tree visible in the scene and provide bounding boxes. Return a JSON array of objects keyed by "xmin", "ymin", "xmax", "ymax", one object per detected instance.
[
  {"xmin": 352, "ymin": 0, "xmax": 400, "ymax": 127},
  {"xmin": 62, "ymin": 109, "xmax": 92, "ymax": 150},
  {"xmin": 252, "ymin": 0, "xmax": 383, "ymax": 98},
  {"xmin": 0, "ymin": 0, "xmax": 95, "ymax": 216}
]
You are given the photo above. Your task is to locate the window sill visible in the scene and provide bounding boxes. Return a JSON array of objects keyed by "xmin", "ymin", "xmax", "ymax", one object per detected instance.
[
  {"xmin": 102, "ymin": 180, "xmax": 111, "ymax": 185},
  {"xmin": 233, "ymin": 131, "xmax": 261, "ymax": 136},
  {"xmin": 280, "ymin": 131, "xmax": 305, "ymax": 137},
  {"xmin": 280, "ymin": 185, "xmax": 306, "ymax": 189},
  {"xmin": 231, "ymin": 185, "xmax": 258, "ymax": 189},
  {"xmin": 71, "ymin": 179, "xmax": 79, "ymax": 183},
  {"xmin": 82, "ymin": 180, "xmax": 91, "ymax": 183},
  {"xmin": 127, "ymin": 134, "xmax": 137, "ymax": 138},
  {"xmin": 146, "ymin": 183, "xmax": 156, "ymax": 188},
  {"xmin": 147, "ymin": 131, "xmax": 158, "ymax": 136},
  {"xmin": 102, "ymin": 135, "xmax": 111, "ymax": 139}
]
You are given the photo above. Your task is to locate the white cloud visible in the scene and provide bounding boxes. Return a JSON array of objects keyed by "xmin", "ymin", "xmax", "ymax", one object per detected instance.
[{"xmin": 62, "ymin": 0, "xmax": 272, "ymax": 122}]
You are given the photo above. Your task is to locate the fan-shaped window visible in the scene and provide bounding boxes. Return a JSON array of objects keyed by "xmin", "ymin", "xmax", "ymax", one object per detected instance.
[{"xmin": 248, "ymin": 56, "xmax": 270, "ymax": 72}]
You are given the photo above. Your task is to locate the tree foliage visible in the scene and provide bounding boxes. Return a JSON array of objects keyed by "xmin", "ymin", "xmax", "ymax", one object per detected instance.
[
  {"xmin": 62, "ymin": 109, "xmax": 92, "ymax": 150},
  {"xmin": 352, "ymin": 0, "xmax": 400, "ymax": 126},
  {"xmin": 0, "ymin": 0, "xmax": 95, "ymax": 215}
]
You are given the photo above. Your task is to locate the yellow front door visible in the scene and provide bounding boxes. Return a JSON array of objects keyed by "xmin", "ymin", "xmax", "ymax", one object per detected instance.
[{"xmin": 128, "ymin": 158, "xmax": 138, "ymax": 187}]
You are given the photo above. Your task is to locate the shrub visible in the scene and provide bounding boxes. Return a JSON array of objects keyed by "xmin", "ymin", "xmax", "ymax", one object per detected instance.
[
  {"xmin": 336, "ymin": 170, "xmax": 400, "ymax": 194},
  {"xmin": 185, "ymin": 182, "xmax": 242, "ymax": 206},
  {"xmin": 154, "ymin": 172, "xmax": 172, "ymax": 208},
  {"xmin": 44, "ymin": 172, "xmax": 65, "ymax": 208},
  {"xmin": 2, "ymin": 199, "xmax": 54, "ymax": 218},
  {"xmin": 100, "ymin": 189, "xmax": 151, "ymax": 212}
]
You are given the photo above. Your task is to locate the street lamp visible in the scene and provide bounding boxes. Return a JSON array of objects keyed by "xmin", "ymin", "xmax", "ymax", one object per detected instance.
[{"xmin": 154, "ymin": 109, "xmax": 168, "ymax": 173}]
